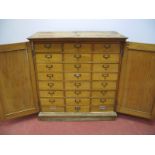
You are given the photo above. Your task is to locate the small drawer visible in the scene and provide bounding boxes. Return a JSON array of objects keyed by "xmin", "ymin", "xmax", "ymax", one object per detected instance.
[
  {"xmin": 92, "ymin": 81, "xmax": 117, "ymax": 90},
  {"xmin": 66, "ymin": 98, "xmax": 90, "ymax": 106},
  {"xmin": 65, "ymin": 81, "xmax": 90, "ymax": 90},
  {"xmin": 39, "ymin": 90, "xmax": 64, "ymax": 97},
  {"xmin": 65, "ymin": 73, "xmax": 90, "ymax": 81},
  {"xmin": 34, "ymin": 43, "xmax": 62, "ymax": 53},
  {"xmin": 66, "ymin": 106, "xmax": 90, "ymax": 112},
  {"xmin": 93, "ymin": 54, "xmax": 120, "ymax": 63},
  {"xmin": 64, "ymin": 54, "xmax": 91, "ymax": 62},
  {"xmin": 41, "ymin": 106, "xmax": 65, "ymax": 112},
  {"xmin": 36, "ymin": 64, "xmax": 63, "ymax": 72},
  {"xmin": 93, "ymin": 64, "xmax": 119, "ymax": 72},
  {"xmin": 36, "ymin": 54, "xmax": 62, "ymax": 63},
  {"xmin": 40, "ymin": 98, "xmax": 65, "ymax": 106},
  {"xmin": 37, "ymin": 73, "xmax": 63, "ymax": 80},
  {"xmin": 94, "ymin": 43, "xmax": 120, "ymax": 53},
  {"xmin": 92, "ymin": 90, "xmax": 116, "ymax": 98},
  {"xmin": 91, "ymin": 98, "xmax": 115, "ymax": 106},
  {"xmin": 64, "ymin": 63, "xmax": 91, "ymax": 72},
  {"xmin": 92, "ymin": 73, "xmax": 118, "ymax": 80},
  {"xmin": 64, "ymin": 43, "xmax": 91, "ymax": 53},
  {"xmin": 38, "ymin": 81, "xmax": 63, "ymax": 90},
  {"xmin": 66, "ymin": 90, "xmax": 90, "ymax": 97},
  {"xmin": 91, "ymin": 105, "xmax": 114, "ymax": 112}
]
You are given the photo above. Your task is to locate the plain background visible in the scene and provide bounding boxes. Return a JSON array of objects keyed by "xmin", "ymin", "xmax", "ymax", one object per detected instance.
[{"xmin": 0, "ymin": 19, "xmax": 155, "ymax": 44}]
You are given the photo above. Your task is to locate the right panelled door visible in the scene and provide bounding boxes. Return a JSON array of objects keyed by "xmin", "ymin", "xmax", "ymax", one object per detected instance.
[{"xmin": 116, "ymin": 42, "xmax": 155, "ymax": 119}]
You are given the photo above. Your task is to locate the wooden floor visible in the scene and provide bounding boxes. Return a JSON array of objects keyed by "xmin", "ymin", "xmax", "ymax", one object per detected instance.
[{"xmin": 0, "ymin": 114, "xmax": 155, "ymax": 135}]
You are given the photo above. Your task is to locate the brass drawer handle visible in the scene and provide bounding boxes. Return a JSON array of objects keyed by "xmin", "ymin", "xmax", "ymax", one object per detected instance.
[
  {"xmin": 74, "ymin": 43, "xmax": 81, "ymax": 48},
  {"xmin": 103, "ymin": 54, "xmax": 110, "ymax": 59},
  {"xmin": 49, "ymin": 99, "xmax": 55, "ymax": 103},
  {"xmin": 75, "ymin": 99, "xmax": 81, "ymax": 103},
  {"xmin": 74, "ymin": 64, "xmax": 81, "ymax": 69},
  {"xmin": 75, "ymin": 106, "xmax": 81, "ymax": 111},
  {"xmin": 46, "ymin": 64, "xmax": 53, "ymax": 69},
  {"xmin": 74, "ymin": 54, "xmax": 81, "ymax": 59},
  {"xmin": 100, "ymin": 90, "xmax": 107, "ymax": 95},
  {"xmin": 74, "ymin": 90, "xmax": 81, "ymax": 95},
  {"xmin": 74, "ymin": 82, "xmax": 81, "ymax": 87},
  {"xmin": 48, "ymin": 83, "xmax": 54, "ymax": 87},
  {"xmin": 48, "ymin": 91, "xmax": 55, "ymax": 95},
  {"xmin": 44, "ymin": 44, "xmax": 52, "ymax": 49},
  {"xmin": 74, "ymin": 73, "xmax": 81, "ymax": 78},
  {"xmin": 102, "ymin": 73, "xmax": 109, "ymax": 78},
  {"xmin": 104, "ymin": 44, "xmax": 111, "ymax": 49},
  {"xmin": 47, "ymin": 74, "xmax": 54, "ymax": 79},
  {"xmin": 102, "ymin": 64, "xmax": 109, "ymax": 69},
  {"xmin": 100, "ymin": 98, "xmax": 106, "ymax": 103},
  {"xmin": 45, "ymin": 54, "xmax": 52, "ymax": 59},
  {"xmin": 101, "ymin": 82, "xmax": 108, "ymax": 87}
]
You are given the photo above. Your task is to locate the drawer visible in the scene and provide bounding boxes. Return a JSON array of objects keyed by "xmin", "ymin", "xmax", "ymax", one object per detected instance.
[
  {"xmin": 36, "ymin": 54, "xmax": 62, "ymax": 63},
  {"xmin": 65, "ymin": 73, "xmax": 90, "ymax": 81},
  {"xmin": 91, "ymin": 105, "xmax": 114, "ymax": 112},
  {"xmin": 64, "ymin": 54, "xmax": 91, "ymax": 62},
  {"xmin": 92, "ymin": 90, "xmax": 116, "ymax": 98},
  {"xmin": 66, "ymin": 98, "xmax": 90, "ymax": 106},
  {"xmin": 92, "ymin": 81, "xmax": 117, "ymax": 90},
  {"xmin": 34, "ymin": 43, "xmax": 62, "ymax": 53},
  {"xmin": 38, "ymin": 81, "xmax": 63, "ymax": 90},
  {"xmin": 40, "ymin": 98, "xmax": 65, "ymax": 106},
  {"xmin": 36, "ymin": 64, "xmax": 63, "ymax": 72},
  {"xmin": 64, "ymin": 43, "xmax": 92, "ymax": 53},
  {"xmin": 66, "ymin": 90, "xmax": 90, "ymax": 97},
  {"xmin": 41, "ymin": 106, "xmax": 65, "ymax": 112},
  {"xmin": 92, "ymin": 73, "xmax": 118, "ymax": 80},
  {"xmin": 37, "ymin": 73, "xmax": 63, "ymax": 80},
  {"xmin": 91, "ymin": 98, "xmax": 115, "ymax": 106},
  {"xmin": 64, "ymin": 63, "xmax": 91, "ymax": 72},
  {"xmin": 93, "ymin": 64, "xmax": 119, "ymax": 72},
  {"xmin": 39, "ymin": 90, "xmax": 64, "ymax": 97},
  {"xmin": 66, "ymin": 106, "xmax": 90, "ymax": 112},
  {"xmin": 94, "ymin": 43, "xmax": 120, "ymax": 53},
  {"xmin": 65, "ymin": 81, "xmax": 90, "ymax": 90},
  {"xmin": 93, "ymin": 54, "xmax": 120, "ymax": 63}
]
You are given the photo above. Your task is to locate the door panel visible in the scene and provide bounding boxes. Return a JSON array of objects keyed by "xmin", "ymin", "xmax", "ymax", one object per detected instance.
[
  {"xmin": 117, "ymin": 42, "xmax": 155, "ymax": 119},
  {"xmin": 0, "ymin": 42, "xmax": 39, "ymax": 120}
]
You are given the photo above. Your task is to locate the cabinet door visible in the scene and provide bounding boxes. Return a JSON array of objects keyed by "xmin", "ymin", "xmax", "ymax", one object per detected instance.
[
  {"xmin": 117, "ymin": 42, "xmax": 155, "ymax": 119},
  {"xmin": 0, "ymin": 42, "xmax": 39, "ymax": 120}
]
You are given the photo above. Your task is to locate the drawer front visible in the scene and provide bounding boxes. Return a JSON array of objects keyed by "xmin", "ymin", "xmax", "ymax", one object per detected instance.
[
  {"xmin": 94, "ymin": 43, "xmax": 120, "ymax": 53},
  {"xmin": 36, "ymin": 64, "xmax": 63, "ymax": 72},
  {"xmin": 65, "ymin": 81, "xmax": 90, "ymax": 90},
  {"xmin": 66, "ymin": 98, "xmax": 90, "ymax": 106},
  {"xmin": 91, "ymin": 105, "xmax": 114, "ymax": 112},
  {"xmin": 92, "ymin": 81, "xmax": 117, "ymax": 90},
  {"xmin": 65, "ymin": 73, "xmax": 91, "ymax": 81},
  {"xmin": 39, "ymin": 90, "xmax": 64, "ymax": 97},
  {"xmin": 64, "ymin": 63, "xmax": 91, "ymax": 72},
  {"xmin": 38, "ymin": 81, "xmax": 63, "ymax": 90},
  {"xmin": 64, "ymin": 54, "xmax": 91, "ymax": 62},
  {"xmin": 37, "ymin": 73, "xmax": 63, "ymax": 80},
  {"xmin": 64, "ymin": 43, "xmax": 91, "ymax": 53},
  {"xmin": 91, "ymin": 98, "xmax": 115, "ymax": 106},
  {"xmin": 93, "ymin": 54, "xmax": 120, "ymax": 63},
  {"xmin": 93, "ymin": 64, "xmax": 119, "ymax": 72},
  {"xmin": 35, "ymin": 43, "xmax": 62, "ymax": 53},
  {"xmin": 36, "ymin": 54, "xmax": 62, "ymax": 63},
  {"xmin": 41, "ymin": 106, "xmax": 65, "ymax": 112},
  {"xmin": 40, "ymin": 98, "xmax": 65, "ymax": 106},
  {"xmin": 66, "ymin": 106, "xmax": 89, "ymax": 112},
  {"xmin": 92, "ymin": 90, "xmax": 116, "ymax": 98},
  {"xmin": 92, "ymin": 73, "xmax": 118, "ymax": 81},
  {"xmin": 66, "ymin": 90, "xmax": 90, "ymax": 97}
]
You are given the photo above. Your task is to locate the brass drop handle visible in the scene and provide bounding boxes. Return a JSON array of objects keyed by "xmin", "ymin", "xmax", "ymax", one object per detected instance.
[
  {"xmin": 75, "ymin": 99, "xmax": 81, "ymax": 103},
  {"xmin": 44, "ymin": 44, "xmax": 52, "ymax": 49},
  {"xmin": 102, "ymin": 64, "xmax": 109, "ymax": 69},
  {"xmin": 74, "ymin": 64, "xmax": 81, "ymax": 69},
  {"xmin": 74, "ymin": 82, "xmax": 81, "ymax": 87},
  {"xmin": 74, "ymin": 54, "xmax": 82, "ymax": 59},
  {"xmin": 74, "ymin": 43, "xmax": 81, "ymax": 48},
  {"xmin": 100, "ymin": 98, "xmax": 106, "ymax": 103},
  {"xmin": 103, "ymin": 54, "xmax": 110, "ymax": 59},
  {"xmin": 74, "ymin": 73, "xmax": 81, "ymax": 78},
  {"xmin": 100, "ymin": 90, "xmax": 107, "ymax": 95},
  {"xmin": 46, "ymin": 64, "xmax": 53, "ymax": 69},
  {"xmin": 74, "ymin": 90, "xmax": 81, "ymax": 95},
  {"xmin": 102, "ymin": 73, "xmax": 109, "ymax": 78},
  {"xmin": 49, "ymin": 99, "xmax": 55, "ymax": 103},
  {"xmin": 47, "ymin": 74, "xmax": 54, "ymax": 79},
  {"xmin": 48, "ymin": 83, "xmax": 54, "ymax": 87},
  {"xmin": 104, "ymin": 44, "xmax": 111, "ymax": 49},
  {"xmin": 48, "ymin": 91, "xmax": 55, "ymax": 95},
  {"xmin": 101, "ymin": 82, "xmax": 108, "ymax": 87},
  {"xmin": 75, "ymin": 106, "xmax": 81, "ymax": 111},
  {"xmin": 45, "ymin": 54, "xmax": 52, "ymax": 58}
]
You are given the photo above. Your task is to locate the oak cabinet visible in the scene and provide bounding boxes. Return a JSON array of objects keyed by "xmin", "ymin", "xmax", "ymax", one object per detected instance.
[{"xmin": 0, "ymin": 32, "xmax": 155, "ymax": 121}]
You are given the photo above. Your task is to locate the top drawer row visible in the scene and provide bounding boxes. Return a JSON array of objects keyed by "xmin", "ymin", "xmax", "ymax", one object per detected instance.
[{"xmin": 34, "ymin": 43, "xmax": 120, "ymax": 53}]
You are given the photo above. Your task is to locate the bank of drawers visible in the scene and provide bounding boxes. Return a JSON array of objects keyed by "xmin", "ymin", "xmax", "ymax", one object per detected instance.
[{"xmin": 35, "ymin": 43, "xmax": 120, "ymax": 113}]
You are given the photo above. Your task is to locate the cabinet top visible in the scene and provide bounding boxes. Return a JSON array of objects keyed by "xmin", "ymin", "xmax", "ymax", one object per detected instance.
[{"xmin": 28, "ymin": 31, "xmax": 127, "ymax": 41}]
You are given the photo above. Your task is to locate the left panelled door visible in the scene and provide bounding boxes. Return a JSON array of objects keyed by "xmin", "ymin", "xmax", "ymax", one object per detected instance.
[{"xmin": 0, "ymin": 42, "xmax": 39, "ymax": 120}]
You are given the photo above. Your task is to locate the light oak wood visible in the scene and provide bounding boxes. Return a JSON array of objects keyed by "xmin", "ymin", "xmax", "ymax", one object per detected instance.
[
  {"xmin": 40, "ymin": 98, "xmax": 65, "ymax": 106},
  {"xmin": 92, "ymin": 73, "xmax": 118, "ymax": 80},
  {"xmin": 41, "ymin": 106, "xmax": 65, "ymax": 112},
  {"xmin": 66, "ymin": 90, "xmax": 90, "ymax": 97},
  {"xmin": 37, "ymin": 73, "xmax": 63, "ymax": 80},
  {"xmin": 66, "ymin": 98, "xmax": 90, "ymax": 106},
  {"xmin": 117, "ymin": 42, "xmax": 155, "ymax": 119},
  {"xmin": 65, "ymin": 73, "xmax": 91, "ymax": 81},
  {"xmin": 91, "ymin": 98, "xmax": 115, "ymax": 106},
  {"xmin": 66, "ymin": 106, "xmax": 90, "ymax": 112},
  {"xmin": 64, "ymin": 54, "xmax": 91, "ymax": 62},
  {"xmin": 92, "ymin": 90, "xmax": 116, "ymax": 98},
  {"xmin": 91, "ymin": 105, "xmax": 114, "ymax": 112},
  {"xmin": 36, "ymin": 64, "xmax": 63, "ymax": 72},
  {"xmin": 39, "ymin": 90, "xmax": 64, "ymax": 97},
  {"xmin": 93, "ymin": 64, "xmax": 119, "ymax": 72}
]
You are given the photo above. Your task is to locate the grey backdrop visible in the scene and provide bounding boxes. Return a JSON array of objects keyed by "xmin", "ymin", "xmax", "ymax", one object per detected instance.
[{"xmin": 0, "ymin": 19, "xmax": 155, "ymax": 44}]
